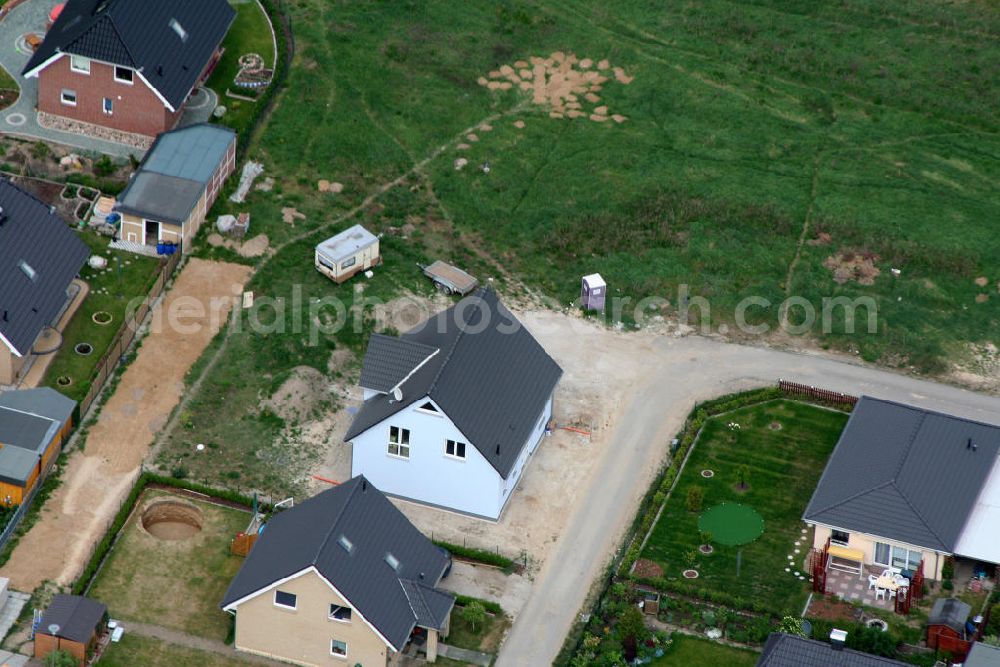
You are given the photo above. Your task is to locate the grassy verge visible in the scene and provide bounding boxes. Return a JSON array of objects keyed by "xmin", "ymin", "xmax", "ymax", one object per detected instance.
[
  {"xmin": 87, "ymin": 489, "xmax": 249, "ymax": 641},
  {"xmin": 41, "ymin": 233, "xmax": 161, "ymax": 402},
  {"xmin": 99, "ymin": 634, "xmax": 249, "ymax": 667},
  {"xmin": 641, "ymin": 400, "xmax": 849, "ymax": 615}
]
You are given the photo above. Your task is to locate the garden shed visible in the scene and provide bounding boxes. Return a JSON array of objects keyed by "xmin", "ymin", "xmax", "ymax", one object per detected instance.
[
  {"xmin": 927, "ymin": 597, "xmax": 973, "ymax": 651},
  {"xmin": 34, "ymin": 594, "xmax": 108, "ymax": 667},
  {"xmin": 315, "ymin": 224, "xmax": 380, "ymax": 283}
]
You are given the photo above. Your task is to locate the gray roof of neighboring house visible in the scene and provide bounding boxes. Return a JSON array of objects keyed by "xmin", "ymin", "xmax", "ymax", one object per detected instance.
[
  {"xmin": 757, "ymin": 633, "xmax": 910, "ymax": 667},
  {"xmin": 346, "ymin": 287, "xmax": 562, "ymax": 478},
  {"xmin": 966, "ymin": 642, "xmax": 1000, "ymax": 667},
  {"xmin": 803, "ymin": 396, "xmax": 1000, "ymax": 553},
  {"xmin": 23, "ymin": 0, "xmax": 235, "ymax": 109},
  {"xmin": 359, "ymin": 334, "xmax": 438, "ymax": 394},
  {"xmin": 39, "ymin": 595, "xmax": 107, "ymax": 644},
  {"xmin": 0, "ymin": 388, "xmax": 76, "ymax": 425},
  {"xmin": 221, "ymin": 476, "xmax": 454, "ymax": 651},
  {"xmin": 116, "ymin": 124, "xmax": 235, "ymax": 225},
  {"xmin": 0, "ymin": 179, "xmax": 89, "ymax": 356},
  {"xmin": 0, "ymin": 447, "xmax": 40, "ymax": 486},
  {"xmin": 0, "ymin": 389, "xmax": 75, "ymax": 485},
  {"xmin": 316, "ymin": 225, "xmax": 378, "ymax": 264},
  {"xmin": 928, "ymin": 597, "xmax": 971, "ymax": 634}
]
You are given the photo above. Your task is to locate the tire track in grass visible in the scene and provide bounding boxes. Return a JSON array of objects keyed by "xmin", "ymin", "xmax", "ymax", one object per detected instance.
[{"xmin": 780, "ymin": 154, "xmax": 822, "ymax": 318}]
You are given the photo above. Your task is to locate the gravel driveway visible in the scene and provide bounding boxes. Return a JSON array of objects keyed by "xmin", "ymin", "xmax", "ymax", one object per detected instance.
[{"xmin": 496, "ymin": 310, "xmax": 1000, "ymax": 667}]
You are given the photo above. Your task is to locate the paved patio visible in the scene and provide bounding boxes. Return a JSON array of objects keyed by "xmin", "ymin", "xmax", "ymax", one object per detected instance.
[
  {"xmin": 825, "ymin": 565, "xmax": 909, "ymax": 611},
  {"xmin": 0, "ymin": 0, "xmax": 217, "ymax": 159}
]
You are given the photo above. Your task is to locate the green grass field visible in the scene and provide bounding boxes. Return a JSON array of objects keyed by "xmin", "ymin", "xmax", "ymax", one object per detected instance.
[
  {"xmin": 642, "ymin": 400, "xmax": 849, "ymax": 614},
  {"xmin": 88, "ymin": 490, "xmax": 249, "ymax": 642},
  {"xmin": 100, "ymin": 634, "xmax": 249, "ymax": 667},
  {"xmin": 41, "ymin": 233, "xmax": 160, "ymax": 402},
  {"xmin": 652, "ymin": 634, "xmax": 758, "ymax": 667}
]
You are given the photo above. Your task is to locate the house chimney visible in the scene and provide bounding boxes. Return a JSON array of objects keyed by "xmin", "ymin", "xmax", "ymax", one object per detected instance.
[{"xmin": 830, "ymin": 628, "xmax": 847, "ymax": 650}]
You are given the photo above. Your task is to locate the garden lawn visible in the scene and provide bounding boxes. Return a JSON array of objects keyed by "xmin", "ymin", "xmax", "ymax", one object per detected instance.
[
  {"xmin": 651, "ymin": 635, "xmax": 758, "ymax": 667},
  {"xmin": 99, "ymin": 634, "xmax": 249, "ymax": 667},
  {"xmin": 642, "ymin": 400, "xmax": 849, "ymax": 615},
  {"xmin": 446, "ymin": 602, "xmax": 511, "ymax": 655},
  {"xmin": 205, "ymin": 0, "xmax": 277, "ymax": 139},
  {"xmin": 88, "ymin": 489, "xmax": 250, "ymax": 642},
  {"xmin": 42, "ymin": 232, "xmax": 160, "ymax": 403}
]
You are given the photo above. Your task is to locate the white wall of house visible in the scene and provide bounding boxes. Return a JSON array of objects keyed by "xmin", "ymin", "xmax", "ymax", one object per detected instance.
[
  {"xmin": 351, "ymin": 397, "xmax": 505, "ymax": 520},
  {"xmin": 350, "ymin": 394, "xmax": 553, "ymax": 521},
  {"xmin": 811, "ymin": 523, "xmax": 947, "ymax": 580}
]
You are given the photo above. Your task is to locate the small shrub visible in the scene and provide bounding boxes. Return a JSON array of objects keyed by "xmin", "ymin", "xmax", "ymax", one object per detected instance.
[
  {"xmin": 685, "ymin": 486, "xmax": 703, "ymax": 513},
  {"xmin": 170, "ymin": 465, "xmax": 188, "ymax": 479},
  {"xmin": 31, "ymin": 141, "xmax": 50, "ymax": 160},
  {"xmin": 44, "ymin": 650, "xmax": 77, "ymax": 667},
  {"xmin": 94, "ymin": 155, "xmax": 116, "ymax": 177}
]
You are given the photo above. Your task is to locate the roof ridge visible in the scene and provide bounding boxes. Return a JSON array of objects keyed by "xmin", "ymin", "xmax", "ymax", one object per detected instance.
[
  {"xmin": 426, "ymin": 289, "xmax": 491, "ymax": 395},
  {"xmin": 888, "ymin": 479, "xmax": 948, "ymax": 549},
  {"xmin": 807, "ymin": 479, "xmax": 895, "ymax": 518},
  {"xmin": 106, "ymin": 13, "xmax": 137, "ymax": 68},
  {"xmin": 310, "ymin": 478, "xmax": 361, "ymax": 567},
  {"xmin": 398, "ymin": 578, "xmax": 421, "ymax": 625},
  {"xmin": 891, "ymin": 410, "xmax": 926, "ymax": 482}
]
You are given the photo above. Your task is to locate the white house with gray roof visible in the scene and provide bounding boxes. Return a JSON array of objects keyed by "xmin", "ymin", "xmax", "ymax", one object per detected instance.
[
  {"xmin": 804, "ymin": 396, "xmax": 1000, "ymax": 580},
  {"xmin": 345, "ymin": 287, "xmax": 562, "ymax": 521}
]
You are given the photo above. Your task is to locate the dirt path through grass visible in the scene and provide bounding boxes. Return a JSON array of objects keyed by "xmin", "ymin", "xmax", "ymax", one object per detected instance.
[{"xmin": 0, "ymin": 259, "xmax": 251, "ymax": 591}]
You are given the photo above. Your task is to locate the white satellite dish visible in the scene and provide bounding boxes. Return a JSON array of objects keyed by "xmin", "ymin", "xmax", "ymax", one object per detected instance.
[{"xmin": 392, "ymin": 387, "xmax": 403, "ymax": 402}]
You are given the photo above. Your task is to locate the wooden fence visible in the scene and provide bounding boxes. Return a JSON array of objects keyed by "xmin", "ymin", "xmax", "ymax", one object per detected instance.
[
  {"xmin": 78, "ymin": 250, "xmax": 182, "ymax": 417},
  {"xmin": 778, "ymin": 379, "xmax": 858, "ymax": 407}
]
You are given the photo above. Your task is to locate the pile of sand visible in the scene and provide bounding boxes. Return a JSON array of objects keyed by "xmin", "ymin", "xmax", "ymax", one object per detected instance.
[
  {"xmin": 479, "ymin": 51, "xmax": 632, "ymax": 122},
  {"xmin": 282, "ymin": 207, "xmax": 305, "ymax": 224},
  {"xmin": 318, "ymin": 180, "xmax": 344, "ymax": 193},
  {"xmin": 823, "ymin": 250, "xmax": 881, "ymax": 285}
]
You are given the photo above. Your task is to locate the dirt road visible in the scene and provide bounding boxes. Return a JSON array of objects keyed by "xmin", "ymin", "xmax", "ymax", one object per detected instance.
[
  {"xmin": 1, "ymin": 259, "xmax": 251, "ymax": 591},
  {"xmin": 496, "ymin": 311, "xmax": 1000, "ymax": 667}
]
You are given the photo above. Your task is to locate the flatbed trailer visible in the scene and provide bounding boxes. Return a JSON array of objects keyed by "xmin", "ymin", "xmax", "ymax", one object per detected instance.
[{"xmin": 420, "ymin": 260, "xmax": 479, "ymax": 295}]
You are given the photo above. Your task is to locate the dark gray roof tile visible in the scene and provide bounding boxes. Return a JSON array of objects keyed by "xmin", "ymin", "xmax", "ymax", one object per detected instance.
[
  {"xmin": 359, "ymin": 334, "xmax": 439, "ymax": 394},
  {"xmin": 757, "ymin": 633, "xmax": 910, "ymax": 667},
  {"xmin": 39, "ymin": 595, "xmax": 107, "ymax": 644}
]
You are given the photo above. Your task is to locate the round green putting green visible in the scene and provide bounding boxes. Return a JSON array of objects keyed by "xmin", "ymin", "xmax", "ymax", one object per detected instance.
[{"xmin": 697, "ymin": 503, "xmax": 764, "ymax": 546}]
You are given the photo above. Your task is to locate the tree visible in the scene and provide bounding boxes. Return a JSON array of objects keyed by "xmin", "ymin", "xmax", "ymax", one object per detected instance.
[
  {"xmin": 617, "ymin": 605, "xmax": 647, "ymax": 661},
  {"xmin": 461, "ymin": 600, "xmax": 486, "ymax": 633},
  {"xmin": 736, "ymin": 464, "xmax": 751, "ymax": 490},
  {"xmin": 44, "ymin": 650, "xmax": 77, "ymax": 667},
  {"xmin": 779, "ymin": 615, "xmax": 806, "ymax": 637},
  {"xmin": 685, "ymin": 486, "xmax": 703, "ymax": 513}
]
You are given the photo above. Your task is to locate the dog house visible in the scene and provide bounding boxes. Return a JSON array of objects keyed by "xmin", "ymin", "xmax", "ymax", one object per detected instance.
[
  {"xmin": 581, "ymin": 273, "xmax": 606, "ymax": 311},
  {"xmin": 315, "ymin": 224, "xmax": 380, "ymax": 284}
]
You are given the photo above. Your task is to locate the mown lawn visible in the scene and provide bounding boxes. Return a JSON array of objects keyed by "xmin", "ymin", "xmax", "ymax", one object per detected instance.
[
  {"xmin": 446, "ymin": 602, "xmax": 511, "ymax": 655},
  {"xmin": 651, "ymin": 634, "xmax": 758, "ymax": 667},
  {"xmin": 642, "ymin": 400, "xmax": 849, "ymax": 615},
  {"xmin": 205, "ymin": 0, "xmax": 276, "ymax": 136},
  {"xmin": 88, "ymin": 490, "xmax": 249, "ymax": 642},
  {"xmin": 42, "ymin": 232, "xmax": 160, "ymax": 403},
  {"xmin": 100, "ymin": 634, "xmax": 249, "ymax": 667}
]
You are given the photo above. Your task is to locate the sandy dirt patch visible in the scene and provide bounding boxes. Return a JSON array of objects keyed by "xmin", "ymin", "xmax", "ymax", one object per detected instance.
[
  {"xmin": 0, "ymin": 259, "xmax": 252, "ymax": 592},
  {"xmin": 441, "ymin": 562, "xmax": 533, "ymax": 618},
  {"xmin": 480, "ymin": 51, "xmax": 632, "ymax": 123},
  {"xmin": 974, "ymin": 276, "xmax": 988, "ymax": 287},
  {"xmin": 261, "ymin": 366, "xmax": 329, "ymax": 423},
  {"xmin": 823, "ymin": 250, "xmax": 881, "ymax": 285},
  {"xmin": 318, "ymin": 180, "xmax": 344, "ymax": 193},
  {"xmin": 207, "ymin": 232, "xmax": 271, "ymax": 258},
  {"xmin": 281, "ymin": 207, "xmax": 305, "ymax": 225}
]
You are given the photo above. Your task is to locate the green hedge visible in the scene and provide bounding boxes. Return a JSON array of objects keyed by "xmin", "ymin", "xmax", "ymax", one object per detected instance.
[
  {"xmin": 233, "ymin": 0, "xmax": 292, "ymax": 155},
  {"xmin": 71, "ymin": 472, "xmax": 261, "ymax": 595},
  {"xmin": 454, "ymin": 594, "xmax": 504, "ymax": 616},
  {"xmin": 434, "ymin": 540, "xmax": 514, "ymax": 570}
]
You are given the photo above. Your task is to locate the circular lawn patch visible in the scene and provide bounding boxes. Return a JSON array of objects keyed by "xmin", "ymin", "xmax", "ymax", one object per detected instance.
[{"xmin": 697, "ymin": 503, "xmax": 764, "ymax": 546}]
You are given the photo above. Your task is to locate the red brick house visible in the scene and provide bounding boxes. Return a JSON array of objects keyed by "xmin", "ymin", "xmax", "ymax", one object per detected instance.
[{"xmin": 21, "ymin": 0, "xmax": 235, "ymax": 139}]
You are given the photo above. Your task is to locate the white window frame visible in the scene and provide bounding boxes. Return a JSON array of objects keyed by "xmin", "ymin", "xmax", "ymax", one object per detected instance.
[
  {"xmin": 60, "ymin": 89, "xmax": 77, "ymax": 107},
  {"xmin": 70, "ymin": 55, "xmax": 90, "ymax": 74},
  {"xmin": 830, "ymin": 529, "xmax": 850, "ymax": 546},
  {"xmin": 273, "ymin": 590, "xmax": 297, "ymax": 610},
  {"xmin": 330, "ymin": 639, "xmax": 347, "ymax": 658},
  {"xmin": 873, "ymin": 542, "xmax": 921, "ymax": 571},
  {"xmin": 328, "ymin": 604, "xmax": 352, "ymax": 623},
  {"xmin": 102, "ymin": 97, "xmax": 113, "ymax": 115},
  {"xmin": 114, "ymin": 66, "xmax": 134, "ymax": 85},
  {"xmin": 416, "ymin": 401, "xmax": 441, "ymax": 416},
  {"xmin": 388, "ymin": 426, "xmax": 410, "ymax": 459},
  {"xmin": 445, "ymin": 439, "xmax": 466, "ymax": 460}
]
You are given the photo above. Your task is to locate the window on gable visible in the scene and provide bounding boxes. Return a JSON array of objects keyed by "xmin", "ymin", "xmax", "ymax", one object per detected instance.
[
  {"xmin": 445, "ymin": 439, "xmax": 466, "ymax": 460},
  {"xmin": 60, "ymin": 89, "xmax": 77, "ymax": 106},
  {"xmin": 418, "ymin": 401, "xmax": 438, "ymax": 414},
  {"xmin": 114, "ymin": 66, "xmax": 133, "ymax": 84},
  {"xmin": 70, "ymin": 55, "xmax": 90, "ymax": 74},
  {"xmin": 388, "ymin": 426, "xmax": 410, "ymax": 459},
  {"xmin": 329, "ymin": 604, "xmax": 352, "ymax": 622},
  {"xmin": 274, "ymin": 590, "xmax": 297, "ymax": 609},
  {"xmin": 385, "ymin": 552, "xmax": 400, "ymax": 571},
  {"xmin": 103, "ymin": 97, "xmax": 113, "ymax": 115},
  {"xmin": 331, "ymin": 639, "xmax": 347, "ymax": 657}
]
